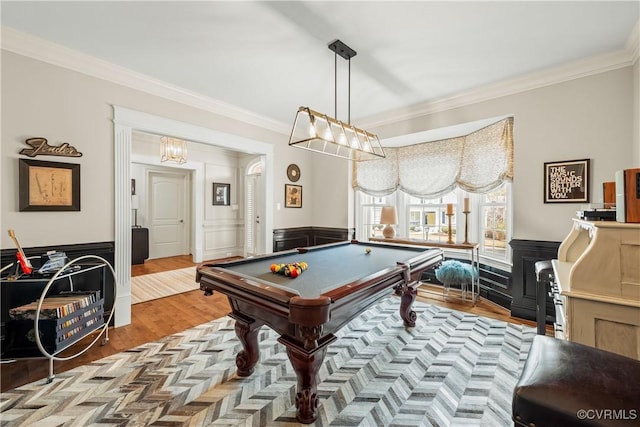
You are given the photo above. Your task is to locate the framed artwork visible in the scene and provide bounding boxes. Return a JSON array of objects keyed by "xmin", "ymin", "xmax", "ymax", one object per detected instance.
[
  {"xmin": 544, "ymin": 158, "xmax": 590, "ymax": 203},
  {"xmin": 213, "ymin": 182, "xmax": 230, "ymax": 206},
  {"xmin": 19, "ymin": 159, "xmax": 81, "ymax": 211},
  {"xmin": 285, "ymin": 184, "xmax": 302, "ymax": 208}
]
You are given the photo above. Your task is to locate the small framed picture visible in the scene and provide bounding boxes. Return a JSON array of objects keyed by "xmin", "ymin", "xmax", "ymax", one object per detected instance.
[
  {"xmin": 213, "ymin": 183, "xmax": 230, "ymax": 206},
  {"xmin": 544, "ymin": 159, "xmax": 590, "ymax": 203},
  {"xmin": 285, "ymin": 184, "xmax": 302, "ymax": 208},
  {"xmin": 19, "ymin": 159, "xmax": 81, "ymax": 211}
]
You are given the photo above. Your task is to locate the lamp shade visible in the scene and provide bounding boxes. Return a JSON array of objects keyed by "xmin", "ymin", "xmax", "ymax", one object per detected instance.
[
  {"xmin": 380, "ymin": 206, "xmax": 398, "ymax": 239},
  {"xmin": 380, "ymin": 206, "xmax": 398, "ymax": 224},
  {"xmin": 131, "ymin": 195, "xmax": 139, "ymax": 210}
]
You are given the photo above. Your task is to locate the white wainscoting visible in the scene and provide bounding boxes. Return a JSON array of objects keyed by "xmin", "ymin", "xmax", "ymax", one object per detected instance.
[{"xmin": 203, "ymin": 222, "xmax": 245, "ymax": 260}]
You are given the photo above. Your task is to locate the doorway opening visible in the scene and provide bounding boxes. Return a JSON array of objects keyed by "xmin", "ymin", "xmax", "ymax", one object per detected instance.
[
  {"xmin": 114, "ymin": 105, "xmax": 274, "ymax": 328},
  {"xmin": 147, "ymin": 169, "xmax": 190, "ymax": 259},
  {"xmin": 245, "ymin": 157, "xmax": 264, "ymax": 257}
]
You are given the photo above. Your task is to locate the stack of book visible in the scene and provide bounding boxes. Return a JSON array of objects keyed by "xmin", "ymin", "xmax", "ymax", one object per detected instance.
[
  {"xmin": 9, "ymin": 291, "xmax": 101, "ymax": 320},
  {"xmin": 6, "ymin": 291, "xmax": 104, "ymax": 355}
]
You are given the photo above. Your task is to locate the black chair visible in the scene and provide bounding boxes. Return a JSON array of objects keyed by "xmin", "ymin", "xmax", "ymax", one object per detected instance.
[{"xmin": 534, "ymin": 260, "xmax": 554, "ymax": 335}]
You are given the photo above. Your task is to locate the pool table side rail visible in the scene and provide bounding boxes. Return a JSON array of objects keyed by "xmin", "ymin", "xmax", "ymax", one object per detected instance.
[{"xmin": 197, "ymin": 267, "xmax": 299, "ymax": 305}]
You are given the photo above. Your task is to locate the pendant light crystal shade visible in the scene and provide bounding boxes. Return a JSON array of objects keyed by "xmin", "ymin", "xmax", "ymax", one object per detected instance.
[
  {"xmin": 289, "ymin": 107, "xmax": 385, "ymax": 161},
  {"xmin": 160, "ymin": 136, "xmax": 187, "ymax": 164}
]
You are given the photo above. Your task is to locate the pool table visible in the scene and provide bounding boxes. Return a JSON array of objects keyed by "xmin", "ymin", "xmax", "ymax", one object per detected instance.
[{"xmin": 196, "ymin": 240, "xmax": 443, "ymax": 423}]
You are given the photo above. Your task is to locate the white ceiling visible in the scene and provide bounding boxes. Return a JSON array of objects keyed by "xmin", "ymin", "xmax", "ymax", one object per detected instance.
[{"xmin": 2, "ymin": 1, "xmax": 638, "ymax": 133}]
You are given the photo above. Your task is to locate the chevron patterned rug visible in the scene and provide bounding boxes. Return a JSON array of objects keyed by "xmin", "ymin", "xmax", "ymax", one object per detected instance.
[{"xmin": 0, "ymin": 297, "xmax": 535, "ymax": 426}]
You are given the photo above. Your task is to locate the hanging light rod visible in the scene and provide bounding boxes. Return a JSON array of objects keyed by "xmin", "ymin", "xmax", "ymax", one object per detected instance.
[{"xmin": 288, "ymin": 39, "xmax": 385, "ymax": 161}]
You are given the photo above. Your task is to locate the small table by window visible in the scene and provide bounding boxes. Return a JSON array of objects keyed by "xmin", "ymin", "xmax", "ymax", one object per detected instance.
[{"xmin": 369, "ymin": 237, "xmax": 480, "ymax": 304}]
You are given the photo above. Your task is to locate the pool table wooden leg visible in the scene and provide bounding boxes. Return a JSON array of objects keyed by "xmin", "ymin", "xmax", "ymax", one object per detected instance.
[
  {"xmin": 284, "ymin": 341, "xmax": 330, "ymax": 424},
  {"xmin": 231, "ymin": 313, "xmax": 263, "ymax": 376},
  {"xmin": 399, "ymin": 285, "xmax": 418, "ymax": 327}
]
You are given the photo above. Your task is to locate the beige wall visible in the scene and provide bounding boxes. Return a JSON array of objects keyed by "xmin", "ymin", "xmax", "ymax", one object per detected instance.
[
  {"xmin": 1, "ymin": 50, "xmax": 636, "ymax": 251},
  {"xmin": 370, "ymin": 67, "xmax": 635, "ymax": 242},
  {"xmin": 1, "ymin": 51, "xmax": 317, "ymax": 249}
]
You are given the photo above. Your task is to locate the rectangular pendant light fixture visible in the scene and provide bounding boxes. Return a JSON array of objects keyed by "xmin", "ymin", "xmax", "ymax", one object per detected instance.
[{"xmin": 288, "ymin": 40, "xmax": 385, "ymax": 161}]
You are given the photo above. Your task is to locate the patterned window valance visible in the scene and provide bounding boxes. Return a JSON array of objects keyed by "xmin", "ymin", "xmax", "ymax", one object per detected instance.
[{"xmin": 352, "ymin": 117, "xmax": 513, "ymax": 197}]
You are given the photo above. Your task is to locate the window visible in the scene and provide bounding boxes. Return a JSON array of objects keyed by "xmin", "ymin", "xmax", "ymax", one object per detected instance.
[
  {"xmin": 355, "ymin": 183, "xmax": 512, "ymax": 268},
  {"xmin": 357, "ymin": 193, "xmax": 394, "ymax": 240},
  {"xmin": 406, "ymin": 192, "xmax": 458, "ymax": 243},
  {"xmin": 479, "ymin": 184, "xmax": 509, "ymax": 259}
]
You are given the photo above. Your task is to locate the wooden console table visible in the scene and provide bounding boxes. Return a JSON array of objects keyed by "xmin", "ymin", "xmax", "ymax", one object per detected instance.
[{"xmin": 369, "ymin": 237, "xmax": 480, "ymax": 304}]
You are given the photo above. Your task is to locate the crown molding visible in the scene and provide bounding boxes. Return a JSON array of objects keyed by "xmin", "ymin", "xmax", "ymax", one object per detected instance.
[
  {"xmin": 361, "ymin": 21, "xmax": 640, "ymax": 129},
  {"xmin": 0, "ymin": 26, "xmax": 291, "ymax": 135},
  {"xmin": 626, "ymin": 19, "xmax": 639, "ymax": 64},
  {"xmin": 2, "ymin": 23, "xmax": 637, "ymax": 135}
]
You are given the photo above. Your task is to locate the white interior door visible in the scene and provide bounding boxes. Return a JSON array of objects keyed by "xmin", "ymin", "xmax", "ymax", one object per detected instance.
[{"xmin": 148, "ymin": 170, "xmax": 189, "ymax": 259}]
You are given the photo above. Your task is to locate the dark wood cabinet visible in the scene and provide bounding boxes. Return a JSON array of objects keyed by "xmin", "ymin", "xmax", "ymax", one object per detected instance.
[{"xmin": 131, "ymin": 227, "xmax": 149, "ymax": 265}]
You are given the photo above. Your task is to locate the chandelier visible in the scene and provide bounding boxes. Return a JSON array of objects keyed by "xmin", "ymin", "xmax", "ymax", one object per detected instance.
[
  {"xmin": 288, "ymin": 40, "xmax": 385, "ymax": 161},
  {"xmin": 160, "ymin": 136, "xmax": 187, "ymax": 164}
]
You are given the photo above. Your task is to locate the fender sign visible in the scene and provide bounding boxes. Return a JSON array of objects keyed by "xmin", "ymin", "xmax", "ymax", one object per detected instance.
[{"xmin": 20, "ymin": 137, "xmax": 82, "ymax": 158}]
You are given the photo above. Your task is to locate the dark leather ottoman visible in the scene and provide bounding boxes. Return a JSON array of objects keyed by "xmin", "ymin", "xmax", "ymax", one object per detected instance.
[{"xmin": 512, "ymin": 336, "xmax": 640, "ymax": 426}]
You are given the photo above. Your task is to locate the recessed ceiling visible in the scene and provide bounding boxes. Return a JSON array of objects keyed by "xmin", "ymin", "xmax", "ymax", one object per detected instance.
[{"xmin": 1, "ymin": 1, "xmax": 638, "ymax": 129}]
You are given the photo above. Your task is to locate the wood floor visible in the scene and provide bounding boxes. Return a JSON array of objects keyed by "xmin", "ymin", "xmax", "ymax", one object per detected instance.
[{"xmin": 1, "ymin": 255, "xmax": 540, "ymax": 392}]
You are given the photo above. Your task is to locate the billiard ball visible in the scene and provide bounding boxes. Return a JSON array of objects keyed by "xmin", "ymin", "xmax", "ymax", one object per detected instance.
[{"xmin": 365, "ymin": 247, "xmax": 372, "ymax": 254}]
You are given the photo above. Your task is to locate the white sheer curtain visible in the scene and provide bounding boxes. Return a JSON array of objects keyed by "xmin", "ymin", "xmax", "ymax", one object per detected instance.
[{"xmin": 353, "ymin": 117, "xmax": 513, "ymax": 197}]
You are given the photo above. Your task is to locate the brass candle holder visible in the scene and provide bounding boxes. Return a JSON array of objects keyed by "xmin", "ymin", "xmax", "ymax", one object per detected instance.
[
  {"xmin": 446, "ymin": 213, "xmax": 454, "ymax": 244},
  {"xmin": 463, "ymin": 210, "xmax": 470, "ymax": 244}
]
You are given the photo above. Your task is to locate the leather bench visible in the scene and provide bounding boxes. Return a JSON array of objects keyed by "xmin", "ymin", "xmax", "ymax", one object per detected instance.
[{"xmin": 512, "ymin": 335, "xmax": 640, "ymax": 426}]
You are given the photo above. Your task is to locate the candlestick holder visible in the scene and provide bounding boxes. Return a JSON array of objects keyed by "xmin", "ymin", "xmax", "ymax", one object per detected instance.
[
  {"xmin": 446, "ymin": 213, "xmax": 454, "ymax": 244},
  {"xmin": 463, "ymin": 210, "xmax": 470, "ymax": 244}
]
